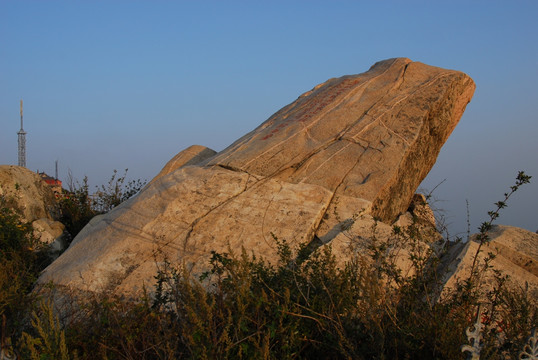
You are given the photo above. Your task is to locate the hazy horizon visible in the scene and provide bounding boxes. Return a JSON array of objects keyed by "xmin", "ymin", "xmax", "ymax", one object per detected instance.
[{"xmin": 1, "ymin": 1, "xmax": 536, "ymax": 236}]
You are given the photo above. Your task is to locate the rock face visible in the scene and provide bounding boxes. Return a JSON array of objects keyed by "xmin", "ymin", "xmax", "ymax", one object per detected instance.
[
  {"xmin": 441, "ymin": 225, "xmax": 538, "ymax": 299},
  {"xmin": 0, "ymin": 165, "xmax": 58, "ymax": 222},
  {"xmin": 39, "ymin": 58, "xmax": 475, "ymax": 296}
]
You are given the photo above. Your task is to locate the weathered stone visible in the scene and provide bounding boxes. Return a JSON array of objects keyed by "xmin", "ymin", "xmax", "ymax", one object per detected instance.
[
  {"xmin": 207, "ymin": 58, "xmax": 475, "ymax": 222},
  {"xmin": 32, "ymin": 218, "xmax": 65, "ymax": 244},
  {"xmin": 0, "ymin": 165, "xmax": 65, "ymax": 251},
  {"xmin": 0, "ymin": 165, "xmax": 58, "ymax": 222},
  {"xmin": 440, "ymin": 225, "xmax": 538, "ymax": 299},
  {"xmin": 32, "ymin": 218, "xmax": 66, "ymax": 258},
  {"xmin": 39, "ymin": 58, "xmax": 475, "ymax": 297},
  {"xmin": 40, "ymin": 166, "xmax": 332, "ymax": 294}
]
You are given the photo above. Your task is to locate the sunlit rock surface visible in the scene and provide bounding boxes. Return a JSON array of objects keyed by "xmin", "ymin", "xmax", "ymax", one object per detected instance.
[{"xmin": 441, "ymin": 225, "xmax": 538, "ymax": 299}]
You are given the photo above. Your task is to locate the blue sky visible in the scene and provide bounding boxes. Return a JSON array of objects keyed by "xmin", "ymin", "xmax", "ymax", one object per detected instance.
[{"xmin": 1, "ymin": 1, "xmax": 537, "ymax": 236}]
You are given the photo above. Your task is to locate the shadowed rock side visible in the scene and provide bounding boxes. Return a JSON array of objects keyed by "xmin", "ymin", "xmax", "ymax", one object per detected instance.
[{"xmin": 39, "ymin": 58, "xmax": 475, "ymax": 297}]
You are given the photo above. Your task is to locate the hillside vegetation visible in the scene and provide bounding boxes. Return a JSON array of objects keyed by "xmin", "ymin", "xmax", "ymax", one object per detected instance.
[{"xmin": 0, "ymin": 171, "xmax": 536, "ymax": 359}]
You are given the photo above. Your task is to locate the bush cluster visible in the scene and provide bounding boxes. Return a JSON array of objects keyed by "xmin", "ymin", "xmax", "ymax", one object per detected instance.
[
  {"xmin": 19, "ymin": 235, "xmax": 537, "ymax": 359},
  {"xmin": 59, "ymin": 169, "xmax": 146, "ymax": 244},
  {"xmin": 0, "ymin": 194, "xmax": 49, "ymax": 357}
]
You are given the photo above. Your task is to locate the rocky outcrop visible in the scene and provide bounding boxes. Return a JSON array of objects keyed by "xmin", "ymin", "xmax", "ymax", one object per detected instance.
[
  {"xmin": 440, "ymin": 225, "xmax": 538, "ymax": 299},
  {"xmin": 0, "ymin": 165, "xmax": 58, "ymax": 222},
  {"xmin": 39, "ymin": 58, "xmax": 475, "ymax": 297},
  {"xmin": 0, "ymin": 165, "xmax": 65, "ymax": 247}
]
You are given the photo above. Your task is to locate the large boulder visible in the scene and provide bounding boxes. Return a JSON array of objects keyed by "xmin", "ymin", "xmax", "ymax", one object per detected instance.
[{"xmin": 39, "ymin": 58, "xmax": 475, "ymax": 297}]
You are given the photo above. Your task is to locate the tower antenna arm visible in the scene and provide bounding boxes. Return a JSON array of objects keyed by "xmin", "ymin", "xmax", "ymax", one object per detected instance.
[{"xmin": 20, "ymin": 99, "xmax": 23, "ymax": 129}]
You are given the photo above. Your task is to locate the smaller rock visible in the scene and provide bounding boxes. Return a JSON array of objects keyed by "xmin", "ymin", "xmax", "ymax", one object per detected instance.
[
  {"xmin": 409, "ymin": 194, "xmax": 436, "ymax": 228},
  {"xmin": 394, "ymin": 193, "xmax": 442, "ymax": 242},
  {"xmin": 0, "ymin": 165, "xmax": 58, "ymax": 222},
  {"xmin": 440, "ymin": 225, "xmax": 538, "ymax": 300},
  {"xmin": 32, "ymin": 218, "xmax": 65, "ymax": 245},
  {"xmin": 32, "ymin": 218, "xmax": 66, "ymax": 259}
]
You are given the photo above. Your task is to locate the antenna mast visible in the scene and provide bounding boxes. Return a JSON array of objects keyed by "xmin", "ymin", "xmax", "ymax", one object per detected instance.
[{"xmin": 17, "ymin": 99, "xmax": 27, "ymax": 167}]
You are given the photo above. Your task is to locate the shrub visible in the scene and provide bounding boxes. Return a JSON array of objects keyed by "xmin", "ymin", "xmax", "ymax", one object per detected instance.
[
  {"xmin": 58, "ymin": 176, "xmax": 94, "ymax": 242},
  {"xmin": 0, "ymin": 193, "xmax": 49, "ymax": 357},
  {"xmin": 59, "ymin": 169, "xmax": 146, "ymax": 243},
  {"xmin": 20, "ymin": 299, "xmax": 69, "ymax": 360}
]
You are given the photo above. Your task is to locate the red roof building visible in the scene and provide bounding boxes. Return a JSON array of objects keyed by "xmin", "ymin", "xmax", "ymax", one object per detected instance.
[{"xmin": 39, "ymin": 172, "xmax": 63, "ymax": 197}]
